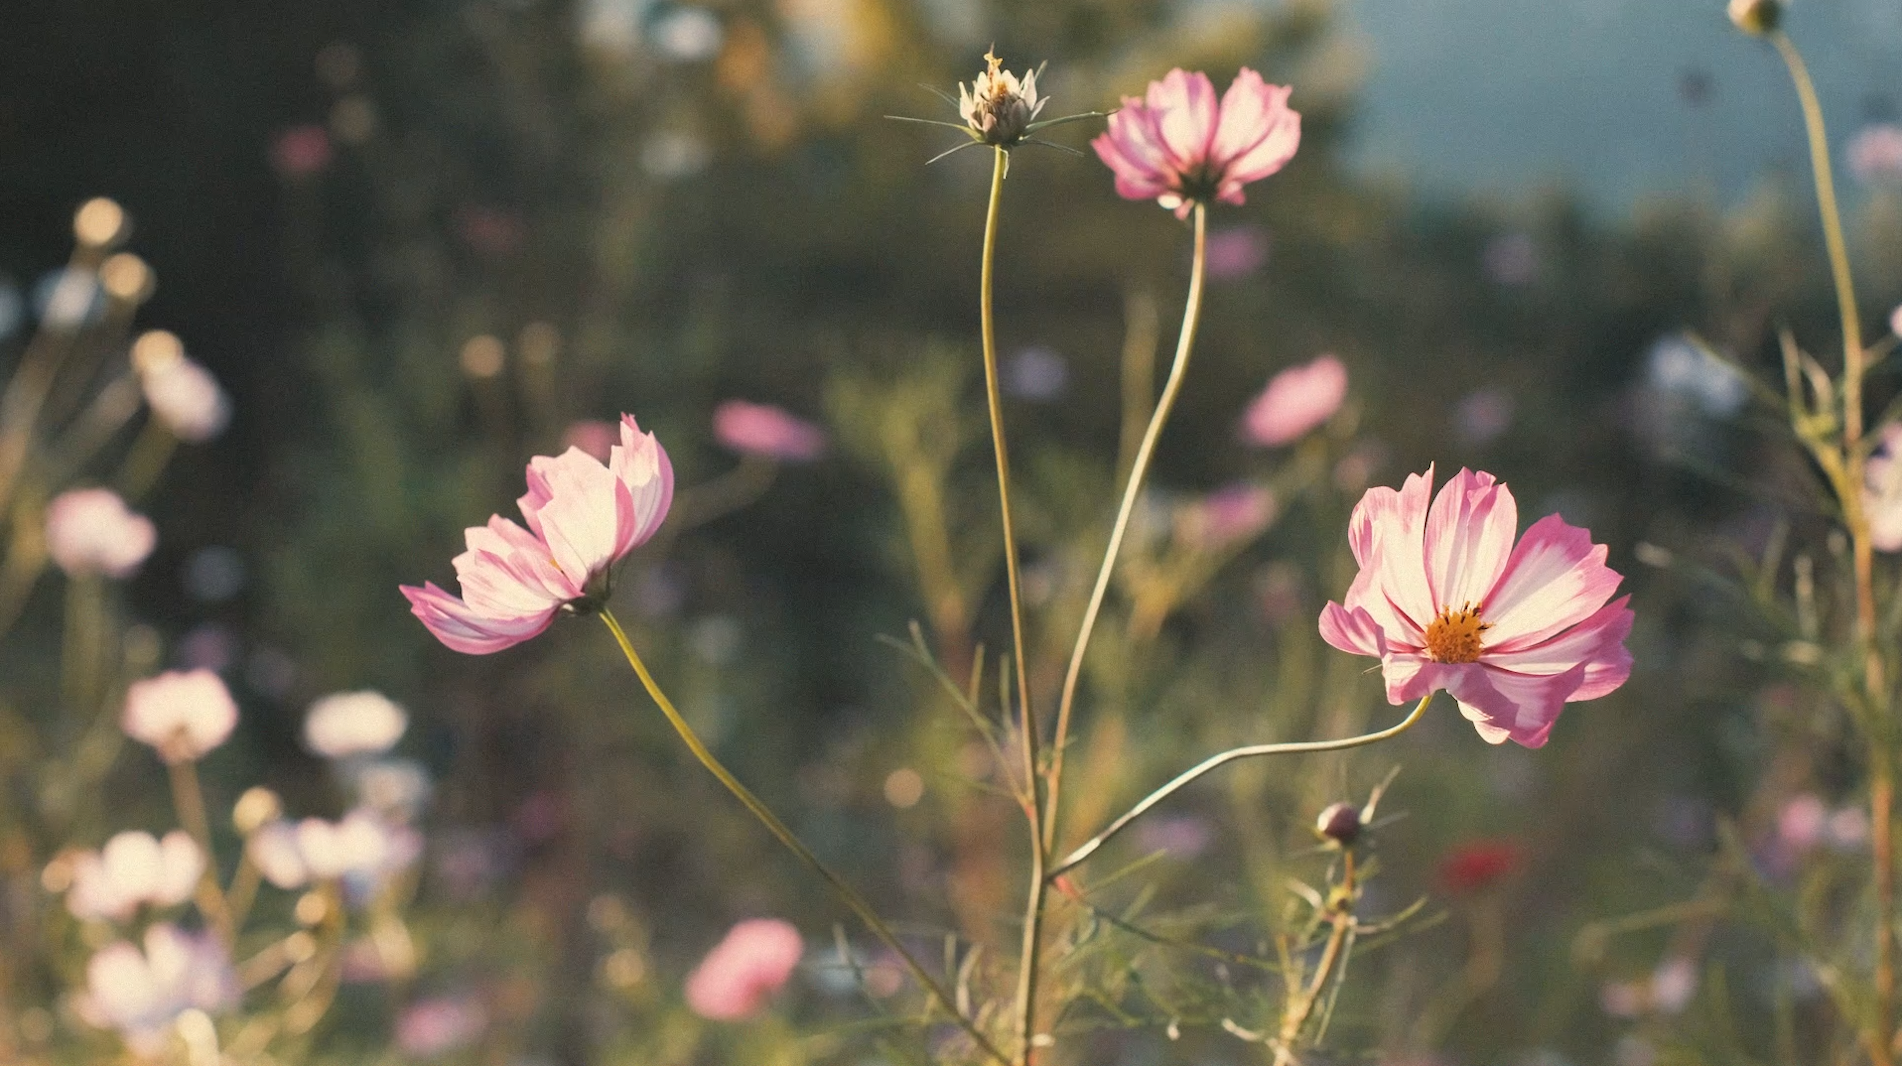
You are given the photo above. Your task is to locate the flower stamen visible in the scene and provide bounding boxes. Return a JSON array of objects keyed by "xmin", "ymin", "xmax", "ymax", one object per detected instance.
[{"xmin": 1425, "ymin": 602, "xmax": 1490, "ymax": 664}]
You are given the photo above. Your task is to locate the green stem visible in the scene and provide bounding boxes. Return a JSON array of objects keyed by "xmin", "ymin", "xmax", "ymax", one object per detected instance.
[
  {"xmin": 1045, "ymin": 203, "xmax": 1208, "ymax": 850},
  {"xmin": 598, "ymin": 609, "xmax": 1009, "ymax": 1066},
  {"xmin": 976, "ymin": 144, "xmax": 1047, "ymax": 1064},
  {"xmin": 1048, "ymin": 693, "xmax": 1433, "ymax": 881},
  {"xmin": 169, "ymin": 759, "xmax": 234, "ymax": 946}
]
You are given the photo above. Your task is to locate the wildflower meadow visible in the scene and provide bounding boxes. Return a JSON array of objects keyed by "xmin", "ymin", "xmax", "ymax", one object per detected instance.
[{"xmin": 4, "ymin": 0, "xmax": 1902, "ymax": 1063}]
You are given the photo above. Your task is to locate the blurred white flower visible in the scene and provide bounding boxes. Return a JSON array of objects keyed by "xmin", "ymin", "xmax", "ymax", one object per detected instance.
[
  {"xmin": 64, "ymin": 831, "xmax": 203, "ymax": 921},
  {"xmin": 304, "ymin": 690, "xmax": 408, "ymax": 758},
  {"xmin": 1864, "ymin": 424, "xmax": 1902, "ymax": 552},
  {"xmin": 121, "ymin": 670, "xmax": 239, "ymax": 764},
  {"xmin": 1848, "ymin": 123, "xmax": 1902, "ymax": 185},
  {"xmin": 350, "ymin": 758, "xmax": 433, "ymax": 822},
  {"xmin": 1645, "ymin": 335, "xmax": 1746, "ymax": 417},
  {"xmin": 250, "ymin": 809, "xmax": 417, "ymax": 893},
  {"xmin": 79, "ymin": 924, "xmax": 235, "ymax": 1053},
  {"xmin": 133, "ymin": 335, "xmax": 229, "ymax": 442},
  {"xmin": 45, "ymin": 488, "xmax": 156, "ymax": 579},
  {"xmin": 649, "ymin": 6, "xmax": 723, "ymax": 61},
  {"xmin": 247, "ymin": 821, "xmax": 310, "ymax": 890},
  {"xmin": 35, "ymin": 268, "xmax": 102, "ymax": 330}
]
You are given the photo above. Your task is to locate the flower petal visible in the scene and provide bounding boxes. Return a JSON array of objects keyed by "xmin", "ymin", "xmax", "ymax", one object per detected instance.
[
  {"xmin": 1318, "ymin": 601, "xmax": 1386, "ymax": 658},
  {"xmin": 1445, "ymin": 660, "xmax": 1590, "ymax": 748},
  {"xmin": 1210, "ymin": 70, "xmax": 1299, "ymax": 182},
  {"xmin": 401, "ymin": 582, "xmax": 555, "ymax": 655},
  {"xmin": 1149, "ymin": 69, "xmax": 1219, "ymax": 173},
  {"xmin": 1482, "ymin": 513, "xmax": 1622, "ymax": 651},
  {"xmin": 609, "ymin": 414, "xmax": 675, "ymax": 551},
  {"xmin": 520, "ymin": 447, "xmax": 629, "ymax": 583},
  {"xmin": 1424, "ymin": 468, "xmax": 1517, "ymax": 611},
  {"xmin": 1483, "ymin": 595, "xmax": 1633, "ymax": 701},
  {"xmin": 1341, "ymin": 466, "xmax": 1435, "ymax": 641}
]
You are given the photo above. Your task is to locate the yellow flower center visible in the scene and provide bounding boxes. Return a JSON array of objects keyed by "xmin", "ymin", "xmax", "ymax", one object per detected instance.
[{"xmin": 1425, "ymin": 603, "xmax": 1490, "ymax": 664}]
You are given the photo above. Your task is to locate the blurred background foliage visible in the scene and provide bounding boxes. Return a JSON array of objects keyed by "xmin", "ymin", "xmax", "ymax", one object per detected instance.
[{"xmin": 5, "ymin": 0, "xmax": 1902, "ymax": 1062}]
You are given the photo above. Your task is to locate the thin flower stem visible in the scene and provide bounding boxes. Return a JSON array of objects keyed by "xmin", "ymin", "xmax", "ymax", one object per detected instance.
[
  {"xmin": 1274, "ymin": 849, "xmax": 1357, "ymax": 1066},
  {"xmin": 598, "ymin": 609, "xmax": 1010, "ymax": 1066},
  {"xmin": 975, "ymin": 144, "xmax": 1047, "ymax": 1065},
  {"xmin": 168, "ymin": 759, "xmax": 234, "ymax": 946},
  {"xmin": 1048, "ymin": 693, "xmax": 1433, "ymax": 881},
  {"xmin": 1045, "ymin": 203, "xmax": 1208, "ymax": 849},
  {"xmin": 1772, "ymin": 31, "xmax": 1894, "ymax": 1060}
]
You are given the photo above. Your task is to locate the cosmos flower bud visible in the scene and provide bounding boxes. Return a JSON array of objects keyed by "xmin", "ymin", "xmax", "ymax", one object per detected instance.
[
  {"xmin": 1314, "ymin": 802, "xmax": 1362, "ymax": 846},
  {"xmin": 959, "ymin": 51, "xmax": 1045, "ymax": 148},
  {"xmin": 1727, "ymin": 0, "xmax": 1781, "ymax": 35}
]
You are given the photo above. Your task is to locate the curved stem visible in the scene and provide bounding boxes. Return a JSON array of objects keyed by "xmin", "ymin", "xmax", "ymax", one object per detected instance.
[
  {"xmin": 1045, "ymin": 203, "xmax": 1208, "ymax": 849},
  {"xmin": 598, "ymin": 609, "xmax": 1009, "ymax": 1066},
  {"xmin": 1048, "ymin": 692, "xmax": 1433, "ymax": 881}
]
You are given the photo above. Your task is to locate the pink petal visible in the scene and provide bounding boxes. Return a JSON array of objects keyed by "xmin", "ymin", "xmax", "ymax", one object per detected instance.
[
  {"xmin": 1482, "ymin": 513, "xmax": 1623, "ymax": 651},
  {"xmin": 1378, "ymin": 651, "xmax": 1453, "ymax": 705},
  {"xmin": 609, "ymin": 414, "xmax": 675, "ymax": 550},
  {"xmin": 401, "ymin": 582, "xmax": 555, "ymax": 655},
  {"xmin": 1341, "ymin": 467, "xmax": 1436, "ymax": 640},
  {"xmin": 1445, "ymin": 660, "xmax": 1590, "ymax": 748},
  {"xmin": 1423, "ymin": 468, "xmax": 1518, "ymax": 611},
  {"xmin": 1092, "ymin": 125, "xmax": 1172, "ymax": 201},
  {"xmin": 521, "ymin": 447, "xmax": 630, "ymax": 583},
  {"xmin": 1150, "ymin": 69, "xmax": 1219, "ymax": 173},
  {"xmin": 1214, "ymin": 74, "xmax": 1300, "ymax": 186},
  {"xmin": 1483, "ymin": 595, "xmax": 1633, "ymax": 701},
  {"xmin": 1318, "ymin": 601, "xmax": 1385, "ymax": 658}
]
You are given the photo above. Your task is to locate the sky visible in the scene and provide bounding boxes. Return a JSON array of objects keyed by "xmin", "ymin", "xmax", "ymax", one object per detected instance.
[{"xmin": 1345, "ymin": 0, "xmax": 1902, "ymax": 211}]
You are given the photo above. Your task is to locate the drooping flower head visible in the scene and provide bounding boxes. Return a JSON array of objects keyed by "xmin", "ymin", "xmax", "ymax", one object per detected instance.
[
  {"xmin": 122, "ymin": 669, "xmax": 240, "ymax": 763},
  {"xmin": 685, "ymin": 918, "xmax": 804, "ymax": 1020},
  {"xmin": 1093, "ymin": 68, "xmax": 1300, "ymax": 218},
  {"xmin": 45, "ymin": 488, "xmax": 157, "ymax": 578},
  {"xmin": 1318, "ymin": 467, "xmax": 1633, "ymax": 748},
  {"xmin": 1242, "ymin": 354, "xmax": 1347, "ymax": 447},
  {"xmin": 712, "ymin": 400, "xmax": 827, "ymax": 462},
  {"xmin": 303, "ymin": 690, "xmax": 408, "ymax": 758},
  {"xmin": 959, "ymin": 50, "xmax": 1045, "ymax": 148},
  {"xmin": 402, "ymin": 413, "xmax": 673, "ymax": 654}
]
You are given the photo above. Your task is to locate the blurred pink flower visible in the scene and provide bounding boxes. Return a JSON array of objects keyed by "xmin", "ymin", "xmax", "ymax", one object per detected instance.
[
  {"xmin": 1866, "ymin": 423, "xmax": 1902, "ymax": 552},
  {"xmin": 713, "ymin": 400, "xmax": 826, "ymax": 462},
  {"xmin": 79, "ymin": 924, "xmax": 235, "ymax": 1052},
  {"xmin": 271, "ymin": 125, "xmax": 333, "ymax": 178},
  {"xmin": 137, "ymin": 351, "xmax": 230, "ymax": 442},
  {"xmin": 562, "ymin": 419, "xmax": 619, "ymax": 462},
  {"xmin": 403, "ymin": 413, "xmax": 673, "ymax": 653},
  {"xmin": 1319, "ymin": 467, "xmax": 1634, "ymax": 747},
  {"xmin": 1242, "ymin": 354, "xmax": 1347, "ymax": 447},
  {"xmin": 1454, "ymin": 386, "xmax": 1515, "ymax": 447},
  {"xmin": 45, "ymin": 488, "xmax": 156, "ymax": 578},
  {"xmin": 65, "ymin": 830, "xmax": 203, "ymax": 921},
  {"xmin": 1778, "ymin": 793, "xmax": 1826, "ymax": 852},
  {"xmin": 1890, "ymin": 304, "xmax": 1902, "ymax": 339},
  {"xmin": 1204, "ymin": 225, "xmax": 1270, "ymax": 279},
  {"xmin": 122, "ymin": 669, "xmax": 239, "ymax": 763},
  {"xmin": 685, "ymin": 918, "xmax": 803, "ymax": 1020},
  {"xmin": 304, "ymin": 690, "xmax": 408, "ymax": 758},
  {"xmin": 1093, "ymin": 68, "xmax": 1300, "ymax": 218},
  {"xmin": 1175, "ymin": 482, "xmax": 1277, "ymax": 551},
  {"xmin": 396, "ymin": 994, "xmax": 488, "ymax": 1057},
  {"xmin": 1848, "ymin": 124, "xmax": 1902, "ymax": 185}
]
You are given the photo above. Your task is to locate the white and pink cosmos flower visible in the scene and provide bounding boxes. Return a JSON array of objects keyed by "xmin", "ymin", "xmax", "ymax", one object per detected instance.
[
  {"xmin": 45, "ymin": 488, "xmax": 157, "ymax": 579},
  {"xmin": 403, "ymin": 414, "xmax": 673, "ymax": 653},
  {"xmin": 121, "ymin": 669, "xmax": 239, "ymax": 763},
  {"xmin": 1319, "ymin": 467, "xmax": 1633, "ymax": 748},
  {"xmin": 64, "ymin": 830, "xmax": 204, "ymax": 922},
  {"xmin": 1243, "ymin": 354, "xmax": 1348, "ymax": 447},
  {"xmin": 685, "ymin": 918, "xmax": 804, "ymax": 1021},
  {"xmin": 1092, "ymin": 68, "xmax": 1300, "ymax": 218},
  {"xmin": 79, "ymin": 924, "xmax": 236, "ymax": 1052}
]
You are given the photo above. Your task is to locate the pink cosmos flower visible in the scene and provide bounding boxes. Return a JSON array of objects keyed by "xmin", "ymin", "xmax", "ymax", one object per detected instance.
[
  {"xmin": 1319, "ymin": 467, "xmax": 1634, "ymax": 748},
  {"xmin": 712, "ymin": 400, "xmax": 826, "ymax": 462},
  {"xmin": 1092, "ymin": 68, "xmax": 1300, "ymax": 218},
  {"xmin": 122, "ymin": 669, "xmax": 239, "ymax": 763},
  {"xmin": 684, "ymin": 918, "xmax": 803, "ymax": 1021},
  {"xmin": 45, "ymin": 488, "xmax": 157, "ymax": 578},
  {"xmin": 402, "ymin": 413, "xmax": 673, "ymax": 653},
  {"xmin": 1242, "ymin": 354, "xmax": 1347, "ymax": 447}
]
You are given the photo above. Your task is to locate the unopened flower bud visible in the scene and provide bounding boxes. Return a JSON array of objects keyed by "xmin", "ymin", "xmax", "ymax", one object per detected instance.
[
  {"xmin": 233, "ymin": 787, "xmax": 283, "ymax": 835},
  {"xmin": 1315, "ymin": 801, "xmax": 1362, "ymax": 846},
  {"xmin": 1727, "ymin": 0, "xmax": 1780, "ymax": 35},
  {"xmin": 958, "ymin": 51, "xmax": 1045, "ymax": 148}
]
